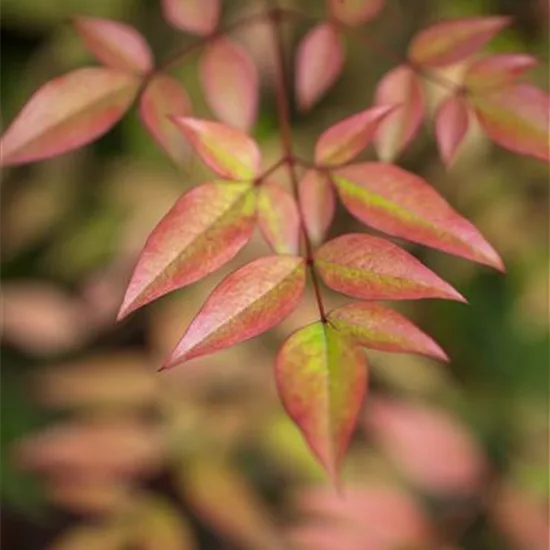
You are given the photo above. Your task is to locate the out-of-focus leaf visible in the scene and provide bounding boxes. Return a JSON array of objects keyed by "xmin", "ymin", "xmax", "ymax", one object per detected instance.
[
  {"xmin": 275, "ymin": 322, "xmax": 367, "ymax": 482},
  {"xmin": 170, "ymin": 117, "xmax": 261, "ymax": 180},
  {"xmin": 199, "ymin": 37, "xmax": 259, "ymax": 131},
  {"xmin": 470, "ymin": 84, "xmax": 550, "ymax": 162},
  {"xmin": 163, "ymin": 256, "xmax": 306, "ymax": 368},
  {"xmin": 161, "ymin": 0, "xmax": 220, "ymax": 36},
  {"xmin": 373, "ymin": 65, "xmax": 425, "ymax": 161},
  {"xmin": 298, "ymin": 170, "xmax": 335, "ymax": 246},
  {"xmin": 49, "ymin": 524, "xmax": 128, "ymax": 550},
  {"xmin": 118, "ymin": 182, "xmax": 256, "ymax": 319},
  {"xmin": 0, "ymin": 68, "xmax": 139, "ymax": 166},
  {"xmin": 332, "ymin": 163, "xmax": 504, "ymax": 270},
  {"xmin": 315, "ymin": 105, "xmax": 395, "ymax": 166},
  {"xmin": 408, "ymin": 17, "xmax": 510, "ymax": 68},
  {"xmin": 327, "ymin": 0, "xmax": 384, "ymax": 26},
  {"xmin": 258, "ymin": 183, "xmax": 300, "ymax": 255},
  {"xmin": 295, "ymin": 23, "xmax": 344, "ymax": 111},
  {"xmin": 139, "ymin": 74, "xmax": 192, "ymax": 163},
  {"xmin": 73, "ymin": 16, "xmax": 153, "ymax": 74},
  {"xmin": 435, "ymin": 95, "xmax": 470, "ymax": 167},
  {"xmin": 327, "ymin": 302, "xmax": 448, "ymax": 360},
  {"xmin": 314, "ymin": 233, "xmax": 466, "ymax": 302}
]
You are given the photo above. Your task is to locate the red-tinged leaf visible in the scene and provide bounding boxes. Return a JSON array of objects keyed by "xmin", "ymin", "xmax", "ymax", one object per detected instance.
[
  {"xmin": 409, "ymin": 17, "xmax": 510, "ymax": 68},
  {"xmin": 464, "ymin": 54, "xmax": 538, "ymax": 92},
  {"xmin": 332, "ymin": 163, "xmax": 504, "ymax": 270},
  {"xmin": 275, "ymin": 322, "xmax": 367, "ymax": 482},
  {"xmin": 73, "ymin": 16, "xmax": 153, "ymax": 75},
  {"xmin": 298, "ymin": 170, "xmax": 336, "ymax": 246},
  {"xmin": 139, "ymin": 74, "xmax": 192, "ymax": 163},
  {"xmin": 295, "ymin": 23, "xmax": 344, "ymax": 111},
  {"xmin": 327, "ymin": 302, "xmax": 448, "ymax": 360},
  {"xmin": 328, "ymin": 0, "xmax": 384, "ymax": 26},
  {"xmin": 435, "ymin": 95, "xmax": 470, "ymax": 167},
  {"xmin": 257, "ymin": 183, "xmax": 300, "ymax": 255},
  {"xmin": 315, "ymin": 105, "xmax": 395, "ymax": 166},
  {"xmin": 163, "ymin": 256, "xmax": 306, "ymax": 368},
  {"xmin": 314, "ymin": 233, "xmax": 465, "ymax": 302},
  {"xmin": 118, "ymin": 182, "xmax": 256, "ymax": 319},
  {"xmin": 161, "ymin": 0, "xmax": 220, "ymax": 36},
  {"xmin": 470, "ymin": 84, "xmax": 550, "ymax": 162},
  {"xmin": 199, "ymin": 37, "xmax": 259, "ymax": 131},
  {"xmin": 0, "ymin": 68, "xmax": 139, "ymax": 167},
  {"xmin": 373, "ymin": 65, "xmax": 425, "ymax": 161},
  {"xmin": 170, "ymin": 117, "xmax": 261, "ymax": 180}
]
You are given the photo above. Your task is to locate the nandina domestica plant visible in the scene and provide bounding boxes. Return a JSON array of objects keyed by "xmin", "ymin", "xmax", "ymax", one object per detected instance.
[{"xmin": 1, "ymin": 0, "xmax": 548, "ymax": 485}]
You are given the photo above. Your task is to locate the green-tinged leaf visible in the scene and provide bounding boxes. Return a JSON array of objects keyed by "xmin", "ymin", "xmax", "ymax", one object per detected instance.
[
  {"xmin": 118, "ymin": 182, "xmax": 256, "ymax": 319},
  {"xmin": 49, "ymin": 525, "xmax": 128, "ymax": 550},
  {"xmin": 328, "ymin": 0, "xmax": 384, "ymax": 26},
  {"xmin": 161, "ymin": 0, "xmax": 220, "ymax": 36},
  {"xmin": 275, "ymin": 322, "xmax": 367, "ymax": 482}
]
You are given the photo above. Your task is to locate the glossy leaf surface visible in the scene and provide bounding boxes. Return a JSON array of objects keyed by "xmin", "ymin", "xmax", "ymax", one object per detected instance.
[
  {"xmin": 0, "ymin": 68, "xmax": 139, "ymax": 166},
  {"xmin": 164, "ymin": 256, "xmax": 306, "ymax": 367},
  {"xmin": 161, "ymin": 0, "xmax": 220, "ymax": 35},
  {"xmin": 333, "ymin": 163, "xmax": 503, "ymax": 269},
  {"xmin": 276, "ymin": 322, "xmax": 367, "ymax": 481},
  {"xmin": 73, "ymin": 16, "xmax": 153, "ymax": 74},
  {"xmin": 170, "ymin": 117, "xmax": 261, "ymax": 180},
  {"xmin": 315, "ymin": 234, "xmax": 465, "ymax": 302},
  {"xmin": 118, "ymin": 182, "xmax": 256, "ymax": 319},
  {"xmin": 435, "ymin": 95, "xmax": 470, "ymax": 167},
  {"xmin": 328, "ymin": 0, "xmax": 384, "ymax": 26},
  {"xmin": 199, "ymin": 37, "xmax": 259, "ymax": 131}
]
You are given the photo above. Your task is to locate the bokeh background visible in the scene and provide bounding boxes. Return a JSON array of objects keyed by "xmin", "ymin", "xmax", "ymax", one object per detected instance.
[{"xmin": 1, "ymin": 1, "xmax": 548, "ymax": 549}]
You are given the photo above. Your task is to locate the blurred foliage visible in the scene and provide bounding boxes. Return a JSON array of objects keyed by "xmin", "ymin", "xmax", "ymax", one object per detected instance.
[{"xmin": 1, "ymin": 0, "xmax": 548, "ymax": 549}]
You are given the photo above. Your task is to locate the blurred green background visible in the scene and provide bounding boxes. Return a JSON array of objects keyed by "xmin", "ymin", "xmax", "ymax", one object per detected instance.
[{"xmin": 1, "ymin": 1, "xmax": 548, "ymax": 549}]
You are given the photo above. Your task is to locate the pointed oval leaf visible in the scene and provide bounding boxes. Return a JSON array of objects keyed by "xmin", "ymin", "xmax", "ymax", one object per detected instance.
[
  {"xmin": 328, "ymin": 302, "xmax": 447, "ymax": 360},
  {"xmin": 435, "ymin": 95, "xmax": 470, "ymax": 167},
  {"xmin": 199, "ymin": 37, "xmax": 259, "ymax": 131},
  {"xmin": 470, "ymin": 84, "xmax": 550, "ymax": 162},
  {"xmin": 332, "ymin": 162, "xmax": 503, "ymax": 270},
  {"xmin": 299, "ymin": 170, "xmax": 336, "ymax": 247},
  {"xmin": 0, "ymin": 68, "xmax": 139, "ymax": 167},
  {"xmin": 315, "ymin": 233, "xmax": 465, "ymax": 302},
  {"xmin": 139, "ymin": 74, "xmax": 192, "ymax": 163},
  {"xmin": 295, "ymin": 23, "xmax": 345, "ymax": 111},
  {"xmin": 408, "ymin": 17, "xmax": 511, "ymax": 68},
  {"xmin": 170, "ymin": 117, "xmax": 261, "ymax": 180},
  {"xmin": 373, "ymin": 65, "xmax": 425, "ymax": 161},
  {"xmin": 315, "ymin": 105, "xmax": 395, "ymax": 166},
  {"xmin": 328, "ymin": 0, "xmax": 384, "ymax": 26},
  {"xmin": 275, "ymin": 322, "xmax": 367, "ymax": 482},
  {"xmin": 161, "ymin": 0, "xmax": 220, "ymax": 36},
  {"xmin": 464, "ymin": 54, "xmax": 538, "ymax": 92},
  {"xmin": 163, "ymin": 256, "xmax": 306, "ymax": 367},
  {"xmin": 73, "ymin": 16, "xmax": 153, "ymax": 75},
  {"xmin": 257, "ymin": 183, "xmax": 300, "ymax": 255},
  {"xmin": 118, "ymin": 182, "xmax": 256, "ymax": 319}
]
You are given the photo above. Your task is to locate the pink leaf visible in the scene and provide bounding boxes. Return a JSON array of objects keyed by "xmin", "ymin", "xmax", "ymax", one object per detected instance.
[
  {"xmin": 257, "ymin": 183, "xmax": 301, "ymax": 255},
  {"xmin": 163, "ymin": 256, "xmax": 306, "ymax": 368},
  {"xmin": 118, "ymin": 182, "xmax": 256, "ymax": 319},
  {"xmin": 332, "ymin": 162, "xmax": 504, "ymax": 270},
  {"xmin": 470, "ymin": 83, "xmax": 550, "ymax": 162},
  {"xmin": 170, "ymin": 117, "xmax": 261, "ymax": 180},
  {"xmin": 435, "ymin": 95, "xmax": 470, "ymax": 167},
  {"xmin": 295, "ymin": 23, "xmax": 345, "ymax": 111},
  {"xmin": 275, "ymin": 322, "xmax": 367, "ymax": 483},
  {"xmin": 0, "ymin": 68, "xmax": 139, "ymax": 167},
  {"xmin": 73, "ymin": 16, "xmax": 153, "ymax": 75},
  {"xmin": 314, "ymin": 233, "xmax": 465, "ymax": 302},
  {"xmin": 315, "ymin": 105, "xmax": 395, "ymax": 166},
  {"xmin": 408, "ymin": 16, "xmax": 511, "ymax": 68},
  {"xmin": 327, "ymin": 302, "xmax": 448, "ymax": 360},
  {"xmin": 373, "ymin": 65, "xmax": 425, "ymax": 161},
  {"xmin": 328, "ymin": 0, "xmax": 385, "ymax": 26},
  {"xmin": 139, "ymin": 74, "xmax": 192, "ymax": 163},
  {"xmin": 298, "ymin": 170, "xmax": 336, "ymax": 246},
  {"xmin": 199, "ymin": 37, "xmax": 259, "ymax": 131},
  {"xmin": 161, "ymin": 0, "xmax": 220, "ymax": 36},
  {"xmin": 464, "ymin": 54, "xmax": 538, "ymax": 92}
]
